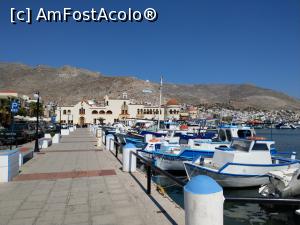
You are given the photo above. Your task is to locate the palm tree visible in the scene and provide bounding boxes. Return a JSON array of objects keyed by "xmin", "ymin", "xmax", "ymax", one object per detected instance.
[
  {"xmin": 97, "ymin": 117, "xmax": 105, "ymax": 125},
  {"xmin": 0, "ymin": 98, "xmax": 11, "ymax": 127}
]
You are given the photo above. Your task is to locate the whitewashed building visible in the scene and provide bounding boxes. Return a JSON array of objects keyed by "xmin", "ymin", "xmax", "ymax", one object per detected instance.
[{"xmin": 56, "ymin": 94, "xmax": 181, "ymax": 126}]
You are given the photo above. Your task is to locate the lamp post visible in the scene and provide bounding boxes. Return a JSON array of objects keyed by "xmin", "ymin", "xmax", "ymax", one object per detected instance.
[
  {"xmin": 34, "ymin": 92, "xmax": 40, "ymax": 152},
  {"xmin": 59, "ymin": 107, "xmax": 62, "ymax": 135},
  {"xmin": 67, "ymin": 111, "xmax": 70, "ymax": 126}
]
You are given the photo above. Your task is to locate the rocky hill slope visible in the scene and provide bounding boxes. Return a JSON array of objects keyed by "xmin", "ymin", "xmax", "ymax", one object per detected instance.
[{"xmin": 1, "ymin": 62, "xmax": 299, "ymax": 110}]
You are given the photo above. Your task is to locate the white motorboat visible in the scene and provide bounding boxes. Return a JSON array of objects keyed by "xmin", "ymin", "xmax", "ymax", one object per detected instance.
[
  {"xmin": 184, "ymin": 138, "xmax": 300, "ymax": 188},
  {"xmin": 153, "ymin": 125, "xmax": 257, "ymax": 172},
  {"xmin": 138, "ymin": 136, "xmax": 180, "ymax": 161},
  {"xmin": 259, "ymin": 165, "xmax": 300, "ymax": 198}
]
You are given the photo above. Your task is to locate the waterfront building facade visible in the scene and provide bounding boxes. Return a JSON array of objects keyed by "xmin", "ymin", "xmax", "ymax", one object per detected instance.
[{"xmin": 56, "ymin": 95, "xmax": 181, "ymax": 125}]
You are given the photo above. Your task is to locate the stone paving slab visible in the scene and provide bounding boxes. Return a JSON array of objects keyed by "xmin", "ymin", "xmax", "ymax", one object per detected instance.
[
  {"xmin": 0, "ymin": 128, "xmax": 184, "ymax": 225},
  {"xmin": 14, "ymin": 169, "xmax": 116, "ymax": 181}
]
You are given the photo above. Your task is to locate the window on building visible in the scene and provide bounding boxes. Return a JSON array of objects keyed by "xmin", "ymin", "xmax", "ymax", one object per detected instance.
[
  {"xmin": 137, "ymin": 109, "xmax": 140, "ymax": 114},
  {"xmin": 149, "ymin": 109, "xmax": 152, "ymax": 114},
  {"xmin": 92, "ymin": 110, "xmax": 98, "ymax": 114},
  {"xmin": 63, "ymin": 110, "xmax": 66, "ymax": 115},
  {"xmin": 79, "ymin": 107, "xmax": 85, "ymax": 115},
  {"xmin": 99, "ymin": 110, "xmax": 105, "ymax": 114},
  {"xmin": 106, "ymin": 110, "xmax": 112, "ymax": 114},
  {"xmin": 67, "ymin": 110, "xmax": 71, "ymax": 114}
]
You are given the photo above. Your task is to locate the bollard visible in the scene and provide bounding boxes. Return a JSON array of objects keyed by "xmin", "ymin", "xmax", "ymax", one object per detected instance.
[
  {"xmin": 61, "ymin": 129, "xmax": 70, "ymax": 136},
  {"xmin": 184, "ymin": 175, "xmax": 224, "ymax": 225},
  {"xmin": 97, "ymin": 137, "xmax": 102, "ymax": 148},
  {"xmin": 52, "ymin": 133, "xmax": 60, "ymax": 144},
  {"xmin": 109, "ymin": 137, "xmax": 115, "ymax": 152},
  {"xmin": 96, "ymin": 128, "xmax": 102, "ymax": 138},
  {"xmin": 102, "ymin": 131, "xmax": 106, "ymax": 145},
  {"xmin": 122, "ymin": 143, "xmax": 137, "ymax": 172},
  {"xmin": 291, "ymin": 152, "xmax": 296, "ymax": 160},
  {"xmin": 44, "ymin": 133, "xmax": 51, "ymax": 139},
  {"xmin": 144, "ymin": 134, "xmax": 153, "ymax": 143},
  {"xmin": 106, "ymin": 134, "xmax": 114, "ymax": 151}
]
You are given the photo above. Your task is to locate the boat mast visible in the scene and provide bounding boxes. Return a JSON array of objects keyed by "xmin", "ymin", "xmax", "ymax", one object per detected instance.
[{"xmin": 158, "ymin": 76, "xmax": 163, "ymax": 130}]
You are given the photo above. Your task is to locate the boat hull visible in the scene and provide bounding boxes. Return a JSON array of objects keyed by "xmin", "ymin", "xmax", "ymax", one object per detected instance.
[
  {"xmin": 154, "ymin": 157, "xmax": 185, "ymax": 171},
  {"xmin": 184, "ymin": 162, "xmax": 300, "ymax": 188}
]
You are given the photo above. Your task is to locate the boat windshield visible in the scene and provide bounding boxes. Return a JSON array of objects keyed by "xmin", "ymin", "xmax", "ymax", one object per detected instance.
[
  {"xmin": 231, "ymin": 140, "xmax": 251, "ymax": 152},
  {"xmin": 237, "ymin": 129, "xmax": 252, "ymax": 138}
]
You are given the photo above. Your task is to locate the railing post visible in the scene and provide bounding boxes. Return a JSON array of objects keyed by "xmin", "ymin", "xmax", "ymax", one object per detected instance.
[
  {"xmin": 146, "ymin": 164, "xmax": 152, "ymax": 195},
  {"xmin": 115, "ymin": 142, "xmax": 119, "ymax": 158}
]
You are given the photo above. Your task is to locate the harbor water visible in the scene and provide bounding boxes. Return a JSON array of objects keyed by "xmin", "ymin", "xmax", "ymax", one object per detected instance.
[{"xmin": 152, "ymin": 129, "xmax": 300, "ymax": 225}]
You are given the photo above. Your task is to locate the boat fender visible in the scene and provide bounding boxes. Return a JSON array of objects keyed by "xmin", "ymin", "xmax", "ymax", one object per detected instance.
[
  {"xmin": 156, "ymin": 185, "xmax": 166, "ymax": 196},
  {"xmin": 149, "ymin": 138, "xmax": 160, "ymax": 143}
]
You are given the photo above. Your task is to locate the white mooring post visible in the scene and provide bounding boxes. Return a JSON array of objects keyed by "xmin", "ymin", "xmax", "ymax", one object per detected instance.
[
  {"xmin": 52, "ymin": 133, "xmax": 60, "ymax": 144},
  {"xmin": 106, "ymin": 134, "xmax": 114, "ymax": 151},
  {"xmin": 96, "ymin": 128, "xmax": 102, "ymax": 138},
  {"xmin": 122, "ymin": 143, "xmax": 137, "ymax": 172},
  {"xmin": 184, "ymin": 175, "xmax": 224, "ymax": 225},
  {"xmin": 97, "ymin": 137, "xmax": 102, "ymax": 148},
  {"xmin": 109, "ymin": 137, "xmax": 115, "ymax": 152},
  {"xmin": 102, "ymin": 130, "xmax": 106, "ymax": 145}
]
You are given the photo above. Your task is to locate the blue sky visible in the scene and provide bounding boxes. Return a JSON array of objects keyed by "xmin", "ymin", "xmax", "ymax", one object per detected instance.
[{"xmin": 1, "ymin": 0, "xmax": 300, "ymax": 98}]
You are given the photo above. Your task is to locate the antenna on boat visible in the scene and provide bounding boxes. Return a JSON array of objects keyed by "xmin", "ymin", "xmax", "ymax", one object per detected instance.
[
  {"xmin": 270, "ymin": 119, "xmax": 273, "ymax": 140},
  {"xmin": 158, "ymin": 76, "xmax": 163, "ymax": 130}
]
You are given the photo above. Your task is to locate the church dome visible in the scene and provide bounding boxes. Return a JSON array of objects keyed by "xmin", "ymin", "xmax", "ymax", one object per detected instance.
[{"xmin": 166, "ymin": 98, "xmax": 179, "ymax": 105}]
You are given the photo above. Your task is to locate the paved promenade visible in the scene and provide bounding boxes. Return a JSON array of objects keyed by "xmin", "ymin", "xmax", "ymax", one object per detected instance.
[{"xmin": 0, "ymin": 128, "xmax": 184, "ymax": 225}]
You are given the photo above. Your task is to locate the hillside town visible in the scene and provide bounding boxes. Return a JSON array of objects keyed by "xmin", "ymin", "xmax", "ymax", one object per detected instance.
[{"xmin": 1, "ymin": 90, "xmax": 300, "ymax": 128}]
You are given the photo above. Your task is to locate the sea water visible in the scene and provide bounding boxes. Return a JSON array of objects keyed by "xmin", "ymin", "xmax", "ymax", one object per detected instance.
[{"xmin": 152, "ymin": 129, "xmax": 300, "ymax": 225}]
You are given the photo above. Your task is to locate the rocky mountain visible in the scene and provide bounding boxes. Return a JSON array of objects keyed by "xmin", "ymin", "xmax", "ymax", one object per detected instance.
[{"xmin": 1, "ymin": 62, "xmax": 300, "ymax": 110}]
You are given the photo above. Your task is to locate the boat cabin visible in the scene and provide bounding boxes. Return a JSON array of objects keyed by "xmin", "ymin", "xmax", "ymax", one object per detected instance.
[
  {"xmin": 212, "ymin": 138, "xmax": 275, "ymax": 168},
  {"xmin": 217, "ymin": 125, "xmax": 255, "ymax": 142}
]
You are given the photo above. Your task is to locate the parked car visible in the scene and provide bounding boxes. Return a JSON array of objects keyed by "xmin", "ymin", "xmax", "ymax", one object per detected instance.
[
  {"xmin": 45, "ymin": 123, "xmax": 61, "ymax": 134},
  {"xmin": 0, "ymin": 121, "xmax": 35, "ymax": 145}
]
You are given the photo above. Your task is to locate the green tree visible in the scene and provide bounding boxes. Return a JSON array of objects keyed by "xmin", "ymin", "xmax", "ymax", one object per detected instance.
[
  {"xmin": 97, "ymin": 117, "xmax": 105, "ymax": 125},
  {"xmin": 28, "ymin": 102, "xmax": 44, "ymax": 117},
  {"xmin": 17, "ymin": 107, "xmax": 27, "ymax": 117},
  {"xmin": 0, "ymin": 98, "xmax": 11, "ymax": 126}
]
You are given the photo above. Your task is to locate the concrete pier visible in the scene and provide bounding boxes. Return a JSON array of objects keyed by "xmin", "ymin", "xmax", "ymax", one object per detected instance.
[{"xmin": 0, "ymin": 128, "xmax": 184, "ymax": 225}]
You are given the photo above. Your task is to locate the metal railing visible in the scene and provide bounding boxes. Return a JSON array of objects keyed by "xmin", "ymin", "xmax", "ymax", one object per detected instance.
[{"xmin": 109, "ymin": 136, "xmax": 300, "ymax": 206}]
